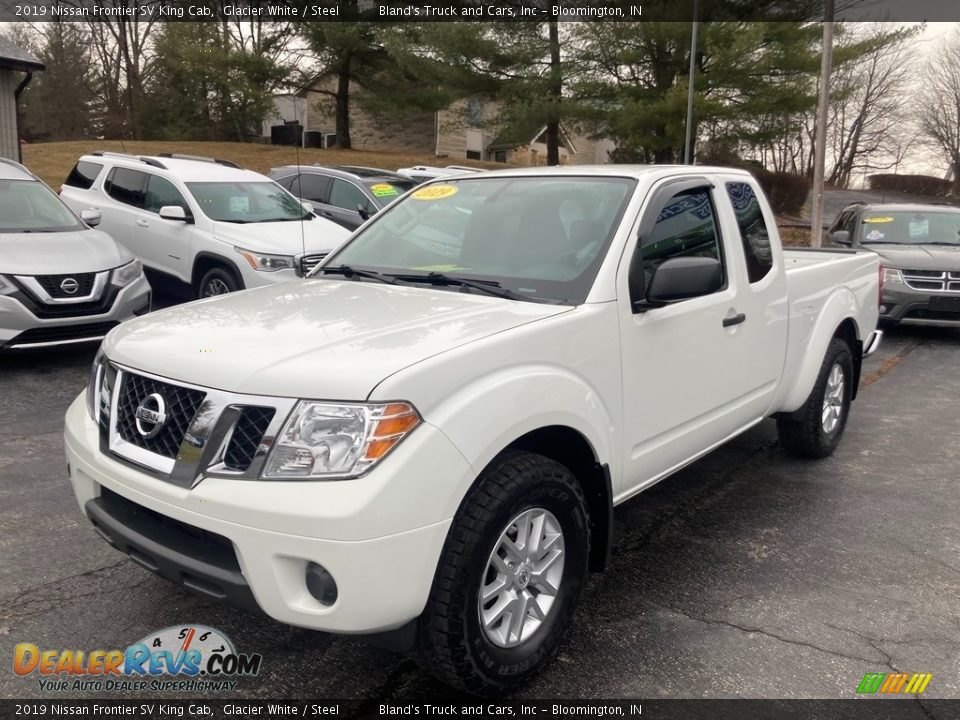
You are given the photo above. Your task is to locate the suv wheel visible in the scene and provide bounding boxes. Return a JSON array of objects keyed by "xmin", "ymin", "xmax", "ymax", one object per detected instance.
[
  {"xmin": 197, "ymin": 267, "xmax": 242, "ymax": 299},
  {"xmin": 416, "ymin": 451, "xmax": 590, "ymax": 695}
]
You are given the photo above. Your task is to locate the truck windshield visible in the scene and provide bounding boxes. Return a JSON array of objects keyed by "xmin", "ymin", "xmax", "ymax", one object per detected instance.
[
  {"xmin": 322, "ymin": 176, "xmax": 636, "ymax": 304},
  {"xmin": 861, "ymin": 211, "xmax": 960, "ymax": 245},
  {"xmin": 186, "ymin": 182, "xmax": 310, "ymax": 223},
  {"xmin": 0, "ymin": 180, "xmax": 85, "ymax": 233}
]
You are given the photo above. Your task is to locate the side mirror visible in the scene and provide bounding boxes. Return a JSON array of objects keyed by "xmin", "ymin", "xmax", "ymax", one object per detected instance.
[
  {"xmin": 159, "ymin": 205, "xmax": 187, "ymax": 222},
  {"xmin": 300, "ymin": 200, "xmax": 315, "ymax": 214},
  {"xmin": 646, "ymin": 256, "xmax": 723, "ymax": 304},
  {"xmin": 357, "ymin": 204, "xmax": 371, "ymax": 221},
  {"xmin": 830, "ymin": 229, "xmax": 851, "ymax": 246},
  {"xmin": 80, "ymin": 209, "xmax": 101, "ymax": 227}
]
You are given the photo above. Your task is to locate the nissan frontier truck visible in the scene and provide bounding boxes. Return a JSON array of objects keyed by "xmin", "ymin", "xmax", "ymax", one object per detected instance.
[{"xmin": 65, "ymin": 166, "xmax": 882, "ymax": 694}]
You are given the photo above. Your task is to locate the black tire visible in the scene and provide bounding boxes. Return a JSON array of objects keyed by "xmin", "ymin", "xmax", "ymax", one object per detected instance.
[
  {"xmin": 777, "ymin": 337, "xmax": 854, "ymax": 459},
  {"xmin": 416, "ymin": 451, "xmax": 590, "ymax": 696},
  {"xmin": 196, "ymin": 266, "xmax": 242, "ymax": 299}
]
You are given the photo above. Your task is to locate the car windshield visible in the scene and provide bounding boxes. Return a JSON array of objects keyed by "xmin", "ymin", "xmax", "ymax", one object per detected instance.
[
  {"xmin": 860, "ymin": 210, "xmax": 960, "ymax": 245},
  {"xmin": 0, "ymin": 179, "xmax": 84, "ymax": 233},
  {"xmin": 186, "ymin": 182, "xmax": 309, "ymax": 223},
  {"xmin": 321, "ymin": 176, "xmax": 636, "ymax": 305},
  {"xmin": 365, "ymin": 178, "xmax": 417, "ymax": 206}
]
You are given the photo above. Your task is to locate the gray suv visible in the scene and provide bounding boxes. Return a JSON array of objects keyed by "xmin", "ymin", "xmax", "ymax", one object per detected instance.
[
  {"xmin": 828, "ymin": 202, "xmax": 960, "ymax": 327},
  {"xmin": 269, "ymin": 165, "xmax": 417, "ymax": 231},
  {"xmin": 0, "ymin": 159, "xmax": 151, "ymax": 350}
]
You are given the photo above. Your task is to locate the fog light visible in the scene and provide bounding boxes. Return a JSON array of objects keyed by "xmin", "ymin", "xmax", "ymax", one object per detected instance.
[
  {"xmin": 879, "ymin": 304, "xmax": 888, "ymax": 314},
  {"xmin": 305, "ymin": 562, "xmax": 338, "ymax": 606}
]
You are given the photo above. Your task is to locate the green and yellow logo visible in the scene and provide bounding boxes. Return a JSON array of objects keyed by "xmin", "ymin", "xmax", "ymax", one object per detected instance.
[{"xmin": 856, "ymin": 672, "xmax": 932, "ymax": 695}]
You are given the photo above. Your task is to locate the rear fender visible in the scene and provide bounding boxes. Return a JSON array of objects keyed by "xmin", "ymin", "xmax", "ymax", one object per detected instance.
[{"xmin": 778, "ymin": 289, "xmax": 861, "ymax": 413}]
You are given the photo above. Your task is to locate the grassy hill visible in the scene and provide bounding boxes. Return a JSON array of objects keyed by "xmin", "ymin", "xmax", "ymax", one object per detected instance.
[{"xmin": 22, "ymin": 140, "xmax": 506, "ymax": 189}]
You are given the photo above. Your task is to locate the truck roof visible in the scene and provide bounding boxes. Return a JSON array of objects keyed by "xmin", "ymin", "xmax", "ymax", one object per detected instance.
[{"xmin": 434, "ymin": 164, "xmax": 756, "ymax": 181}]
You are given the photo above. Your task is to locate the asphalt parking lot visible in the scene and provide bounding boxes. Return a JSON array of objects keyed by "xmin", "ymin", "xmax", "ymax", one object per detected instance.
[{"xmin": 1, "ymin": 312, "xmax": 958, "ymax": 703}]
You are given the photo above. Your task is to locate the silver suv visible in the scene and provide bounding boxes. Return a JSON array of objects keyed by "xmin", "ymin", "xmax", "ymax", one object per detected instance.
[{"xmin": 0, "ymin": 159, "xmax": 151, "ymax": 350}]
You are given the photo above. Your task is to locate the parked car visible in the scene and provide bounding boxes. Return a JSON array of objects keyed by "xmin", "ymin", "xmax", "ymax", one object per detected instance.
[
  {"xmin": 65, "ymin": 166, "xmax": 880, "ymax": 694},
  {"xmin": 269, "ymin": 165, "xmax": 417, "ymax": 231},
  {"xmin": 60, "ymin": 152, "xmax": 350, "ymax": 298},
  {"xmin": 0, "ymin": 158, "xmax": 150, "ymax": 351},
  {"xmin": 395, "ymin": 165, "xmax": 481, "ymax": 184},
  {"xmin": 828, "ymin": 202, "xmax": 960, "ymax": 327}
]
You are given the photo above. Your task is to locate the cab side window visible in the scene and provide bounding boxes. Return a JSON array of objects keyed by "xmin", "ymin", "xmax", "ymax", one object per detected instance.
[
  {"xmin": 726, "ymin": 181, "xmax": 773, "ymax": 283},
  {"xmin": 104, "ymin": 168, "xmax": 147, "ymax": 209},
  {"xmin": 640, "ymin": 188, "xmax": 725, "ymax": 294},
  {"xmin": 144, "ymin": 175, "xmax": 188, "ymax": 215}
]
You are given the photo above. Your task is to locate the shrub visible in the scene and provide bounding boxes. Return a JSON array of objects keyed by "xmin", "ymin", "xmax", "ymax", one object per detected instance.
[
  {"xmin": 755, "ymin": 171, "xmax": 810, "ymax": 216},
  {"xmin": 867, "ymin": 174, "xmax": 952, "ymax": 197}
]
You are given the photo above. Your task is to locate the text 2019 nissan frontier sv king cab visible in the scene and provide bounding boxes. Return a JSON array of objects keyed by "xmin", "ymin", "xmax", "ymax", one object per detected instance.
[{"xmin": 64, "ymin": 166, "xmax": 881, "ymax": 694}]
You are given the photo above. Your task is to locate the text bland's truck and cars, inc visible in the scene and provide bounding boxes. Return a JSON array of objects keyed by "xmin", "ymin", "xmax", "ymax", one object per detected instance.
[{"xmin": 64, "ymin": 165, "xmax": 881, "ymax": 694}]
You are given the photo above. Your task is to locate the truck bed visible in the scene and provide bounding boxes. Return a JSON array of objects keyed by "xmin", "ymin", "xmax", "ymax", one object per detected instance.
[{"xmin": 774, "ymin": 247, "xmax": 880, "ymax": 414}]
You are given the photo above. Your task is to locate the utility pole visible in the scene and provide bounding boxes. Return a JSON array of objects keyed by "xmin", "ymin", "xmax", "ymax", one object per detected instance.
[
  {"xmin": 810, "ymin": 0, "xmax": 835, "ymax": 247},
  {"xmin": 683, "ymin": 0, "xmax": 701, "ymax": 165}
]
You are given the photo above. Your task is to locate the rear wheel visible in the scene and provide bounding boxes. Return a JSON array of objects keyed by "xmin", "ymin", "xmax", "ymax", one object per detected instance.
[
  {"xmin": 197, "ymin": 266, "xmax": 242, "ymax": 299},
  {"xmin": 416, "ymin": 451, "xmax": 590, "ymax": 695},
  {"xmin": 777, "ymin": 337, "xmax": 854, "ymax": 458}
]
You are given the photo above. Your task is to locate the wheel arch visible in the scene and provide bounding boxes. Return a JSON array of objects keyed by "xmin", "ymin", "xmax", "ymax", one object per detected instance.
[
  {"xmin": 476, "ymin": 425, "xmax": 613, "ymax": 573},
  {"xmin": 191, "ymin": 252, "xmax": 244, "ymax": 292}
]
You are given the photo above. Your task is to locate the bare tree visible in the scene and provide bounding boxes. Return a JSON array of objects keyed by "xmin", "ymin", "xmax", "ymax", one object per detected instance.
[
  {"xmin": 827, "ymin": 24, "xmax": 919, "ymax": 188},
  {"xmin": 918, "ymin": 27, "xmax": 960, "ymax": 193}
]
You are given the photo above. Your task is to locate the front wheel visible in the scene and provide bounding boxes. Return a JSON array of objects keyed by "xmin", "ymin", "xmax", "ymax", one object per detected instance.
[
  {"xmin": 777, "ymin": 337, "xmax": 854, "ymax": 458},
  {"xmin": 197, "ymin": 266, "xmax": 242, "ymax": 299},
  {"xmin": 416, "ymin": 451, "xmax": 590, "ymax": 695}
]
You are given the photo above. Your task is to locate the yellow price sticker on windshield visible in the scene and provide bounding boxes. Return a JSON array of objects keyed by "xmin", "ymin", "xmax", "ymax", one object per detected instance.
[
  {"xmin": 411, "ymin": 184, "xmax": 458, "ymax": 200},
  {"xmin": 864, "ymin": 216, "xmax": 894, "ymax": 223}
]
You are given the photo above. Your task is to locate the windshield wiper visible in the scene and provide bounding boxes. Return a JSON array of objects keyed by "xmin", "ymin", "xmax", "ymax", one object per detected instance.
[
  {"xmin": 394, "ymin": 272, "xmax": 548, "ymax": 303},
  {"xmin": 920, "ymin": 241, "xmax": 960, "ymax": 246},
  {"xmin": 319, "ymin": 264, "xmax": 400, "ymax": 285}
]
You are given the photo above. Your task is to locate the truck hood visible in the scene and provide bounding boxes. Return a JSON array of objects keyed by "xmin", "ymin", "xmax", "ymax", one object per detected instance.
[
  {"xmin": 212, "ymin": 217, "xmax": 350, "ymax": 255},
  {"xmin": 867, "ymin": 243, "xmax": 960, "ymax": 272},
  {"xmin": 104, "ymin": 280, "xmax": 570, "ymax": 399},
  {"xmin": 0, "ymin": 228, "xmax": 132, "ymax": 275}
]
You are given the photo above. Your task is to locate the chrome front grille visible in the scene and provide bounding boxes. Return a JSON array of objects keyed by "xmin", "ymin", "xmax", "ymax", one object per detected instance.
[
  {"xmin": 902, "ymin": 270, "xmax": 960, "ymax": 293},
  {"xmin": 99, "ymin": 363, "xmax": 296, "ymax": 486},
  {"xmin": 115, "ymin": 373, "xmax": 206, "ymax": 459},
  {"xmin": 223, "ymin": 407, "xmax": 276, "ymax": 471},
  {"xmin": 14, "ymin": 270, "xmax": 108, "ymax": 304},
  {"xmin": 36, "ymin": 272, "xmax": 97, "ymax": 298},
  {"xmin": 299, "ymin": 253, "xmax": 328, "ymax": 276}
]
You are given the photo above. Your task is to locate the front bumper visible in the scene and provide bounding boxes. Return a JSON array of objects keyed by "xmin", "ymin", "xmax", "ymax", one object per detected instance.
[
  {"xmin": 880, "ymin": 284, "xmax": 960, "ymax": 327},
  {"xmin": 64, "ymin": 395, "xmax": 466, "ymax": 633},
  {"xmin": 0, "ymin": 275, "xmax": 151, "ymax": 349}
]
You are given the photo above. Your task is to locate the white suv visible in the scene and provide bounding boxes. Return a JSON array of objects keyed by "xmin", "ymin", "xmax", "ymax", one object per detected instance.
[{"xmin": 60, "ymin": 152, "xmax": 350, "ymax": 298}]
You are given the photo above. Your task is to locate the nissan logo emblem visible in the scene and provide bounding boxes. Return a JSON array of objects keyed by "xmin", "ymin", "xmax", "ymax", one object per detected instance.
[
  {"xmin": 134, "ymin": 393, "xmax": 167, "ymax": 439},
  {"xmin": 60, "ymin": 278, "xmax": 79, "ymax": 295}
]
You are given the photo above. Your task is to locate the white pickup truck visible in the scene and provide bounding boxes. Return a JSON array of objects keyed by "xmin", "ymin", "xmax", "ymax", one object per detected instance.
[{"xmin": 64, "ymin": 166, "xmax": 881, "ymax": 694}]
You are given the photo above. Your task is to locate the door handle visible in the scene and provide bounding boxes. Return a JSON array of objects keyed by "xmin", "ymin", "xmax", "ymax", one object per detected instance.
[
  {"xmin": 136, "ymin": 219, "xmax": 150, "ymax": 228},
  {"xmin": 723, "ymin": 313, "xmax": 747, "ymax": 327}
]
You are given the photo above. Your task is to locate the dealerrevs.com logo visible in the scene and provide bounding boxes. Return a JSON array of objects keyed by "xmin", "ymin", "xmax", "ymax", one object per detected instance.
[{"xmin": 13, "ymin": 625, "xmax": 261, "ymax": 693}]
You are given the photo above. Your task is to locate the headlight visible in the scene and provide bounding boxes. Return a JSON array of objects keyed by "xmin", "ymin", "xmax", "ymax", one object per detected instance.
[
  {"xmin": 0, "ymin": 275, "xmax": 15, "ymax": 295},
  {"xmin": 112, "ymin": 259, "xmax": 143, "ymax": 287},
  {"xmin": 262, "ymin": 401, "xmax": 421, "ymax": 480},
  {"xmin": 235, "ymin": 247, "xmax": 296, "ymax": 272},
  {"xmin": 881, "ymin": 267, "xmax": 904, "ymax": 285}
]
